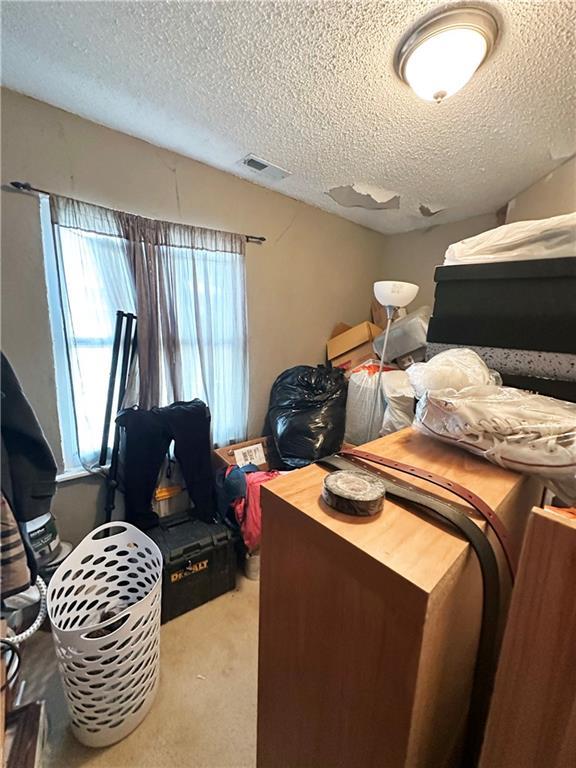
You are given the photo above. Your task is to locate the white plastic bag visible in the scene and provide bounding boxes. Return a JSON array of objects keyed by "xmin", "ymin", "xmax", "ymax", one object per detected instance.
[
  {"xmin": 415, "ymin": 385, "xmax": 576, "ymax": 503},
  {"xmin": 344, "ymin": 363, "xmax": 415, "ymax": 444},
  {"xmin": 444, "ymin": 212, "xmax": 576, "ymax": 266},
  {"xmin": 380, "ymin": 371, "xmax": 415, "ymax": 435},
  {"xmin": 344, "ymin": 360, "xmax": 386, "ymax": 445},
  {"xmin": 407, "ymin": 348, "xmax": 501, "ymax": 399}
]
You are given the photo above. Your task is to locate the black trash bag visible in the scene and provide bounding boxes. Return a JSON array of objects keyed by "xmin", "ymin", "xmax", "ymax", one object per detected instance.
[{"xmin": 267, "ymin": 365, "xmax": 348, "ymax": 469}]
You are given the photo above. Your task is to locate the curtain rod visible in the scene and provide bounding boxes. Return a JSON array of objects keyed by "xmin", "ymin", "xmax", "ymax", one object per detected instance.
[{"xmin": 8, "ymin": 181, "xmax": 266, "ymax": 244}]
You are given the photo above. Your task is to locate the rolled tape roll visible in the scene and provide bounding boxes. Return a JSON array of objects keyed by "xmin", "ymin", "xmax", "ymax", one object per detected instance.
[{"xmin": 322, "ymin": 470, "xmax": 386, "ymax": 517}]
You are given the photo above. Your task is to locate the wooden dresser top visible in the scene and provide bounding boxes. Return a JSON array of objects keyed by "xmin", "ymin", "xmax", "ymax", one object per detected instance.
[{"xmin": 262, "ymin": 428, "xmax": 529, "ymax": 592}]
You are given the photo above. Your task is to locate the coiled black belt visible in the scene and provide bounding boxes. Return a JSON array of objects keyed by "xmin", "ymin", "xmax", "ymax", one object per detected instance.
[
  {"xmin": 316, "ymin": 451, "xmax": 503, "ymax": 766},
  {"xmin": 340, "ymin": 447, "xmax": 517, "ymax": 580}
]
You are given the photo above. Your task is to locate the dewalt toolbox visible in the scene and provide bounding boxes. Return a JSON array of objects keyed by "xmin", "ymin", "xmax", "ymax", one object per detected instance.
[{"xmin": 147, "ymin": 517, "xmax": 237, "ymax": 623}]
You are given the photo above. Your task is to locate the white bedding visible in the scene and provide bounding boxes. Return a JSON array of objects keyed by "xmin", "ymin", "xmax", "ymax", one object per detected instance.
[{"xmin": 443, "ymin": 212, "xmax": 576, "ymax": 266}]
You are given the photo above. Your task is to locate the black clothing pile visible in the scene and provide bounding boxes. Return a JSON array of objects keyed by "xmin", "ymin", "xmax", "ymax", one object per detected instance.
[
  {"xmin": 1, "ymin": 353, "xmax": 58, "ymax": 594},
  {"xmin": 116, "ymin": 400, "xmax": 216, "ymax": 530}
]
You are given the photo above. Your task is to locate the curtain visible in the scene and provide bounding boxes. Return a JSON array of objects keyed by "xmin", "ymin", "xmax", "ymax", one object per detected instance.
[
  {"xmin": 50, "ymin": 198, "xmax": 136, "ymax": 466},
  {"xmin": 49, "ymin": 195, "xmax": 248, "ymax": 467}
]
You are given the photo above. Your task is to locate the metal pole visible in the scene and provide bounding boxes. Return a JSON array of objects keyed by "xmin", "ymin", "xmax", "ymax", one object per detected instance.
[
  {"xmin": 8, "ymin": 181, "xmax": 266, "ymax": 243},
  {"xmin": 98, "ymin": 311, "xmax": 124, "ymax": 466},
  {"xmin": 104, "ymin": 313, "xmax": 136, "ymax": 524},
  {"xmin": 116, "ymin": 314, "xmax": 135, "ymax": 410}
]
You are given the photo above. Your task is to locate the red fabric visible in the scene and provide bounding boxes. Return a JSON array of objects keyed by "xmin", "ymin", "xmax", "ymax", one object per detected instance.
[
  {"xmin": 233, "ymin": 471, "xmax": 280, "ymax": 552},
  {"xmin": 351, "ymin": 361, "xmax": 396, "ymax": 376}
]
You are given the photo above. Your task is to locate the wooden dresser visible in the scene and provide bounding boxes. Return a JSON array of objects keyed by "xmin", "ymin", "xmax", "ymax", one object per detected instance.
[
  {"xmin": 480, "ymin": 506, "xmax": 576, "ymax": 768},
  {"xmin": 257, "ymin": 429, "xmax": 542, "ymax": 768}
]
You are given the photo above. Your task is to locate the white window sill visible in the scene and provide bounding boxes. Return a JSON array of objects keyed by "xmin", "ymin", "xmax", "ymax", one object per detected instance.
[{"xmin": 56, "ymin": 466, "xmax": 107, "ymax": 484}]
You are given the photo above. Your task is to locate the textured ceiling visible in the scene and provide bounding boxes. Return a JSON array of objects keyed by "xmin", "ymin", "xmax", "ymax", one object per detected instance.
[{"xmin": 1, "ymin": 0, "xmax": 575, "ymax": 234}]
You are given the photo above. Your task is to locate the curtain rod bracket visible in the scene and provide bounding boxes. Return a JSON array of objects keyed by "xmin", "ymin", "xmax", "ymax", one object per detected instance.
[
  {"xmin": 11, "ymin": 181, "xmax": 34, "ymax": 192},
  {"xmin": 10, "ymin": 180, "xmax": 50, "ymax": 195},
  {"xmin": 9, "ymin": 181, "xmax": 266, "ymax": 243}
]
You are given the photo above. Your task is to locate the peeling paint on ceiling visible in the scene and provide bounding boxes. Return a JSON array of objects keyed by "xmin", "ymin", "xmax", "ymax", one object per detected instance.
[
  {"xmin": 1, "ymin": 0, "xmax": 575, "ymax": 234},
  {"xmin": 549, "ymin": 137, "xmax": 575, "ymax": 161},
  {"xmin": 419, "ymin": 204, "xmax": 446, "ymax": 217},
  {"xmin": 327, "ymin": 184, "xmax": 400, "ymax": 210}
]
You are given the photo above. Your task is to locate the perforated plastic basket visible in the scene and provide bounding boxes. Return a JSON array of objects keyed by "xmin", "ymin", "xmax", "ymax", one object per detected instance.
[{"xmin": 47, "ymin": 522, "xmax": 163, "ymax": 747}]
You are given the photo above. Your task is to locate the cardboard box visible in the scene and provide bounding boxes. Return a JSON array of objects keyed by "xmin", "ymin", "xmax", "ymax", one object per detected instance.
[
  {"xmin": 330, "ymin": 322, "xmax": 352, "ymax": 339},
  {"xmin": 327, "ymin": 321, "xmax": 383, "ymax": 371},
  {"xmin": 371, "ymin": 298, "xmax": 390, "ymax": 330},
  {"xmin": 213, "ymin": 437, "xmax": 276, "ymax": 472}
]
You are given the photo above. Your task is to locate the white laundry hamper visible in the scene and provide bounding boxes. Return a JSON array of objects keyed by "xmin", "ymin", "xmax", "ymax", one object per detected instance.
[{"xmin": 47, "ymin": 522, "xmax": 163, "ymax": 747}]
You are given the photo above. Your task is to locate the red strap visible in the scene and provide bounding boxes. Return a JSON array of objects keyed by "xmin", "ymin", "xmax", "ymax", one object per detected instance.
[{"xmin": 340, "ymin": 447, "xmax": 517, "ymax": 579}]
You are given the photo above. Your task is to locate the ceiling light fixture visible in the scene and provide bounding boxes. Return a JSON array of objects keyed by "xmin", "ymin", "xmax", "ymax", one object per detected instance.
[{"xmin": 395, "ymin": 7, "xmax": 498, "ymax": 103}]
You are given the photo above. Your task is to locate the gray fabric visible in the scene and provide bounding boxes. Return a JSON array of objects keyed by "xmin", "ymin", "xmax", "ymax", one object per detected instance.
[
  {"xmin": 1, "ymin": 354, "xmax": 57, "ymax": 524},
  {"xmin": 1, "ymin": 493, "xmax": 31, "ymax": 599},
  {"xmin": 426, "ymin": 342, "xmax": 576, "ymax": 382},
  {"xmin": 1, "ymin": 354, "xmax": 58, "ymax": 582}
]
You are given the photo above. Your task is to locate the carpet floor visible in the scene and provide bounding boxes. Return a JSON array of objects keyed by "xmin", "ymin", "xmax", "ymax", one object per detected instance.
[{"xmin": 21, "ymin": 577, "xmax": 260, "ymax": 768}]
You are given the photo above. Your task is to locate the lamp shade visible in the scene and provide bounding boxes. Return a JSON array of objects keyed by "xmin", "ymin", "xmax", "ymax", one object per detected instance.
[{"xmin": 373, "ymin": 281, "xmax": 419, "ymax": 308}]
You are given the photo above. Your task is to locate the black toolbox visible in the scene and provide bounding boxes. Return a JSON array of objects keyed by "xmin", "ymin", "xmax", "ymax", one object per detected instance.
[{"xmin": 147, "ymin": 517, "xmax": 237, "ymax": 624}]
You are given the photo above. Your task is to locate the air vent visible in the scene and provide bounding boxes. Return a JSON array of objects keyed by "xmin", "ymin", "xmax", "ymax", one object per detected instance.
[
  {"xmin": 239, "ymin": 154, "xmax": 291, "ymax": 181},
  {"xmin": 244, "ymin": 157, "xmax": 268, "ymax": 171}
]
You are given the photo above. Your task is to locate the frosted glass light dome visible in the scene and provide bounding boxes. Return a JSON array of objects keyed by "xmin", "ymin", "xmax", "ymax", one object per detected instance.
[{"xmin": 396, "ymin": 8, "xmax": 498, "ymax": 103}]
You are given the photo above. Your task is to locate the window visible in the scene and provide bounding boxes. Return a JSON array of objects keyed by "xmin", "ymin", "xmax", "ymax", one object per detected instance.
[{"xmin": 41, "ymin": 195, "xmax": 248, "ymax": 471}]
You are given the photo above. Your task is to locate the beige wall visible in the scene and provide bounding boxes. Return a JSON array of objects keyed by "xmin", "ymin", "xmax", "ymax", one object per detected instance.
[
  {"xmin": 378, "ymin": 213, "xmax": 498, "ymax": 309},
  {"xmin": 506, "ymin": 156, "xmax": 576, "ymax": 223},
  {"xmin": 377, "ymin": 157, "xmax": 576, "ymax": 312},
  {"xmin": 1, "ymin": 88, "xmax": 388, "ymax": 541}
]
